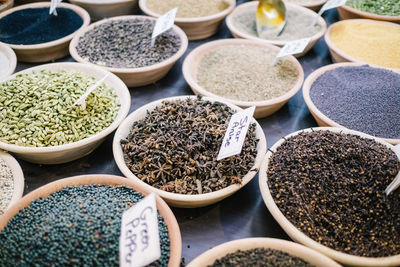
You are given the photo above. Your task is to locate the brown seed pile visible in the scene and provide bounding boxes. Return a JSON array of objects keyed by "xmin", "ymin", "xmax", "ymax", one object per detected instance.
[
  {"xmin": 121, "ymin": 97, "xmax": 259, "ymax": 195},
  {"xmin": 267, "ymin": 130, "xmax": 400, "ymax": 257}
]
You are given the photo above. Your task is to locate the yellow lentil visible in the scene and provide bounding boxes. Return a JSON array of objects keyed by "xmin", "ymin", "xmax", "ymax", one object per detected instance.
[{"xmin": 329, "ymin": 21, "xmax": 400, "ymax": 69}]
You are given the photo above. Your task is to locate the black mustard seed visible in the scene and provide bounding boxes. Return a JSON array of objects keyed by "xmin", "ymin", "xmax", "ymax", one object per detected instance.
[
  {"xmin": 0, "ymin": 185, "xmax": 170, "ymax": 266},
  {"xmin": 266, "ymin": 131, "xmax": 400, "ymax": 257},
  {"xmin": 0, "ymin": 8, "xmax": 83, "ymax": 45}
]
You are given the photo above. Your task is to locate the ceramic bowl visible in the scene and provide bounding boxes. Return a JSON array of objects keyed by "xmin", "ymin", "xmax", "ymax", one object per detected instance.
[
  {"xmin": 0, "ymin": 62, "xmax": 131, "ymax": 164},
  {"xmin": 139, "ymin": 0, "xmax": 236, "ymax": 40},
  {"xmin": 0, "ymin": 42, "xmax": 16, "ymax": 80},
  {"xmin": 69, "ymin": 0, "xmax": 139, "ymax": 21},
  {"xmin": 187, "ymin": 237, "xmax": 341, "ymax": 267},
  {"xmin": 302, "ymin": 62, "xmax": 400, "ymax": 145},
  {"xmin": 259, "ymin": 127, "xmax": 400, "ymax": 266},
  {"xmin": 0, "ymin": 0, "xmax": 13, "ymax": 13},
  {"xmin": 69, "ymin": 15, "xmax": 188, "ymax": 87},
  {"xmin": 113, "ymin": 95, "xmax": 267, "ymax": 208},
  {"xmin": 0, "ymin": 174, "xmax": 182, "ymax": 266},
  {"xmin": 283, "ymin": 0, "xmax": 327, "ymax": 11},
  {"xmin": 227, "ymin": 1, "xmax": 327, "ymax": 57},
  {"xmin": 324, "ymin": 19, "xmax": 400, "ymax": 70},
  {"xmin": 182, "ymin": 39, "xmax": 304, "ymax": 119},
  {"xmin": 338, "ymin": 5, "xmax": 400, "ymax": 24},
  {"xmin": 0, "ymin": 150, "xmax": 24, "ymax": 217},
  {"xmin": 0, "ymin": 2, "xmax": 90, "ymax": 63}
]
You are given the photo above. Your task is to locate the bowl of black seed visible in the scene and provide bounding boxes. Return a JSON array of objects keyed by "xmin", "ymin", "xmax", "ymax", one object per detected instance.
[
  {"xmin": 187, "ymin": 237, "xmax": 341, "ymax": 267},
  {"xmin": 303, "ymin": 62, "xmax": 400, "ymax": 145},
  {"xmin": 0, "ymin": 174, "xmax": 182, "ymax": 266},
  {"xmin": 259, "ymin": 127, "xmax": 400, "ymax": 266},
  {"xmin": 113, "ymin": 95, "xmax": 266, "ymax": 208},
  {"xmin": 69, "ymin": 15, "xmax": 188, "ymax": 87}
]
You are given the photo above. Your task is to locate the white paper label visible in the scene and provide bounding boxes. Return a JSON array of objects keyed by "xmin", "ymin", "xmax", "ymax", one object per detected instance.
[
  {"xmin": 217, "ymin": 106, "xmax": 255, "ymax": 161},
  {"xmin": 119, "ymin": 194, "xmax": 161, "ymax": 267},
  {"xmin": 385, "ymin": 144, "xmax": 400, "ymax": 196},
  {"xmin": 49, "ymin": 0, "xmax": 62, "ymax": 15},
  {"xmin": 72, "ymin": 73, "xmax": 110, "ymax": 110},
  {"xmin": 151, "ymin": 8, "xmax": 178, "ymax": 46},
  {"xmin": 274, "ymin": 38, "xmax": 311, "ymax": 61},
  {"xmin": 318, "ymin": 0, "xmax": 347, "ymax": 15}
]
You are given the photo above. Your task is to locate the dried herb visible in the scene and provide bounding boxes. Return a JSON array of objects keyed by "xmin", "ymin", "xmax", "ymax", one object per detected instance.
[
  {"xmin": 266, "ymin": 130, "xmax": 400, "ymax": 257},
  {"xmin": 121, "ymin": 97, "xmax": 259, "ymax": 194}
]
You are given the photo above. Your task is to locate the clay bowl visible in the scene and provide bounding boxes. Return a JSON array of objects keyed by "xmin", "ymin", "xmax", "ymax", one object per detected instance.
[
  {"xmin": 0, "ymin": 62, "xmax": 131, "ymax": 164},
  {"xmin": 187, "ymin": 237, "xmax": 341, "ymax": 267},
  {"xmin": 324, "ymin": 19, "xmax": 400, "ymax": 70},
  {"xmin": 139, "ymin": 0, "xmax": 236, "ymax": 40},
  {"xmin": 113, "ymin": 95, "xmax": 267, "ymax": 208},
  {"xmin": 0, "ymin": 2, "xmax": 90, "ymax": 62},
  {"xmin": 0, "ymin": 42, "xmax": 17, "ymax": 80},
  {"xmin": 69, "ymin": 15, "xmax": 188, "ymax": 87},
  {"xmin": 283, "ymin": 0, "xmax": 327, "ymax": 11},
  {"xmin": 0, "ymin": 0, "xmax": 14, "ymax": 13},
  {"xmin": 227, "ymin": 1, "xmax": 327, "ymax": 57},
  {"xmin": 302, "ymin": 62, "xmax": 400, "ymax": 145},
  {"xmin": 182, "ymin": 39, "xmax": 304, "ymax": 119},
  {"xmin": 259, "ymin": 127, "xmax": 400, "ymax": 266},
  {"xmin": 0, "ymin": 150, "xmax": 24, "ymax": 217},
  {"xmin": 69, "ymin": 0, "xmax": 139, "ymax": 21},
  {"xmin": 338, "ymin": 5, "xmax": 400, "ymax": 24},
  {"xmin": 0, "ymin": 174, "xmax": 182, "ymax": 266}
]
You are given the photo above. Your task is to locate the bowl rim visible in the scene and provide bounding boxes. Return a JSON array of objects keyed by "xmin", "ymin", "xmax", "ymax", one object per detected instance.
[
  {"xmin": 0, "ymin": 62, "xmax": 131, "ymax": 154},
  {"xmin": 69, "ymin": 0, "xmax": 136, "ymax": 5},
  {"xmin": 69, "ymin": 15, "xmax": 188, "ymax": 74},
  {"xmin": 0, "ymin": 174, "xmax": 182, "ymax": 266},
  {"xmin": 338, "ymin": 4, "xmax": 400, "ymax": 21},
  {"xmin": 0, "ymin": 2, "xmax": 90, "ymax": 50},
  {"xmin": 0, "ymin": 0, "xmax": 14, "ymax": 13},
  {"xmin": 187, "ymin": 237, "xmax": 341, "ymax": 267},
  {"xmin": 226, "ymin": 1, "xmax": 327, "ymax": 47},
  {"xmin": 138, "ymin": 0, "xmax": 236, "ymax": 23},
  {"xmin": 112, "ymin": 95, "xmax": 267, "ymax": 206},
  {"xmin": 0, "ymin": 150, "xmax": 24, "ymax": 216},
  {"xmin": 283, "ymin": 0, "xmax": 328, "ymax": 9},
  {"xmin": 302, "ymin": 62, "xmax": 400, "ymax": 145},
  {"xmin": 259, "ymin": 126, "xmax": 400, "ymax": 266},
  {"xmin": 182, "ymin": 38, "xmax": 304, "ymax": 107},
  {"xmin": 0, "ymin": 42, "xmax": 17, "ymax": 80},
  {"xmin": 324, "ymin": 19, "xmax": 400, "ymax": 70}
]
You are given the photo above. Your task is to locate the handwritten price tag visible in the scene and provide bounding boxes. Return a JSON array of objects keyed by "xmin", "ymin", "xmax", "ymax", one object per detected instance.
[
  {"xmin": 271, "ymin": 38, "xmax": 311, "ymax": 66},
  {"xmin": 217, "ymin": 106, "xmax": 255, "ymax": 161},
  {"xmin": 311, "ymin": 0, "xmax": 347, "ymax": 25},
  {"xmin": 119, "ymin": 194, "xmax": 161, "ymax": 267},
  {"xmin": 385, "ymin": 144, "xmax": 400, "ymax": 196},
  {"xmin": 49, "ymin": 0, "xmax": 62, "ymax": 15},
  {"xmin": 151, "ymin": 7, "xmax": 178, "ymax": 46}
]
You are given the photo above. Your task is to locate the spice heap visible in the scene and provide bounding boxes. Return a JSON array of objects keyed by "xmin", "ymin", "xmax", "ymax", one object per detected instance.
[
  {"xmin": 0, "ymin": 185, "xmax": 170, "ymax": 266},
  {"xmin": 0, "ymin": 70, "xmax": 120, "ymax": 147},
  {"xmin": 121, "ymin": 97, "xmax": 259, "ymax": 194},
  {"xmin": 347, "ymin": 0, "xmax": 400, "ymax": 16},
  {"xmin": 146, "ymin": 0, "xmax": 230, "ymax": 18},
  {"xmin": 209, "ymin": 248, "xmax": 314, "ymax": 267},
  {"xmin": 309, "ymin": 65, "xmax": 400, "ymax": 139},
  {"xmin": 233, "ymin": 5, "xmax": 322, "ymax": 41},
  {"xmin": 329, "ymin": 20, "xmax": 400, "ymax": 69},
  {"xmin": 196, "ymin": 45, "xmax": 299, "ymax": 102},
  {"xmin": 0, "ymin": 159, "xmax": 13, "ymax": 216},
  {"xmin": 266, "ymin": 130, "xmax": 400, "ymax": 257},
  {"xmin": 0, "ymin": 8, "xmax": 83, "ymax": 45},
  {"xmin": 76, "ymin": 18, "xmax": 181, "ymax": 68}
]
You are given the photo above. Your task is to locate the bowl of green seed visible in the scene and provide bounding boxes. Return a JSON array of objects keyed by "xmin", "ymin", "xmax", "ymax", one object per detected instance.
[
  {"xmin": 69, "ymin": 15, "xmax": 188, "ymax": 87},
  {"xmin": 0, "ymin": 62, "xmax": 130, "ymax": 164},
  {"xmin": 0, "ymin": 174, "xmax": 182, "ymax": 266},
  {"xmin": 182, "ymin": 39, "xmax": 304, "ymax": 119},
  {"xmin": 259, "ymin": 127, "xmax": 400, "ymax": 266},
  {"xmin": 187, "ymin": 237, "xmax": 341, "ymax": 266}
]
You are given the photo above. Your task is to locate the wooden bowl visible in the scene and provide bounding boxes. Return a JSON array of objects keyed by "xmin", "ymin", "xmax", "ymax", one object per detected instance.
[
  {"xmin": 113, "ymin": 95, "xmax": 267, "ymax": 208},
  {"xmin": 227, "ymin": 1, "xmax": 326, "ymax": 57},
  {"xmin": 259, "ymin": 127, "xmax": 400, "ymax": 266},
  {"xmin": 324, "ymin": 19, "xmax": 400, "ymax": 70},
  {"xmin": 303, "ymin": 62, "xmax": 400, "ymax": 145},
  {"xmin": 139, "ymin": 0, "xmax": 236, "ymax": 40},
  {"xmin": 0, "ymin": 150, "xmax": 24, "ymax": 217},
  {"xmin": 69, "ymin": 15, "xmax": 188, "ymax": 87},
  {"xmin": 69, "ymin": 0, "xmax": 139, "ymax": 21},
  {"xmin": 338, "ymin": 5, "xmax": 400, "ymax": 24},
  {"xmin": 0, "ymin": 42, "xmax": 16, "ymax": 80},
  {"xmin": 187, "ymin": 237, "xmax": 341, "ymax": 267},
  {"xmin": 182, "ymin": 39, "xmax": 304, "ymax": 119},
  {"xmin": 0, "ymin": 2, "xmax": 90, "ymax": 63},
  {"xmin": 0, "ymin": 62, "xmax": 131, "ymax": 164},
  {"xmin": 0, "ymin": 0, "xmax": 14, "ymax": 13},
  {"xmin": 0, "ymin": 174, "xmax": 182, "ymax": 266}
]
